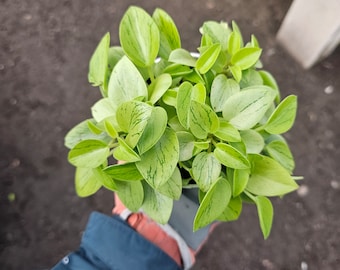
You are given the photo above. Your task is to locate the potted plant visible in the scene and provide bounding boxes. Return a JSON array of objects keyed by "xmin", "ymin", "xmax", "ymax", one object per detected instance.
[{"xmin": 65, "ymin": 6, "xmax": 300, "ymax": 239}]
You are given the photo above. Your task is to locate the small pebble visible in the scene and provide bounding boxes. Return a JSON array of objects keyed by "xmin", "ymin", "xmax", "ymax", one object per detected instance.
[
  {"xmin": 301, "ymin": 261, "xmax": 308, "ymax": 270},
  {"xmin": 324, "ymin": 85, "xmax": 334, "ymax": 95},
  {"xmin": 0, "ymin": 64, "xmax": 4, "ymax": 70},
  {"xmin": 330, "ymin": 180, "xmax": 339, "ymax": 189},
  {"xmin": 23, "ymin": 14, "xmax": 32, "ymax": 21},
  {"xmin": 262, "ymin": 259, "xmax": 275, "ymax": 270},
  {"xmin": 9, "ymin": 158, "xmax": 20, "ymax": 168},
  {"xmin": 297, "ymin": 185, "xmax": 309, "ymax": 197}
]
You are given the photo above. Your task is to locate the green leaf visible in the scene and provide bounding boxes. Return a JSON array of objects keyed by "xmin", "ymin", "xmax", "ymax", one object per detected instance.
[
  {"xmin": 201, "ymin": 21, "xmax": 231, "ymax": 51},
  {"xmin": 93, "ymin": 168, "xmax": 117, "ymax": 191},
  {"xmin": 194, "ymin": 177, "xmax": 231, "ymax": 231},
  {"xmin": 222, "ymin": 86, "xmax": 276, "ymax": 130},
  {"xmin": 103, "ymin": 162, "xmax": 144, "ymax": 181},
  {"xmin": 176, "ymin": 82, "xmax": 193, "ymax": 129},
  {"xmin": 168, "ymin": 49, "xmax": 196, "ymax": 67},
  {"xmin": 137, "ymin": 106, "xmax": 168, "ymax": 154},
  {"xmin": 214, "ymin": 143, "xmax": 250, "ymax": 169},
  {"xmin": 119, "ymin": 6, "xmax": 159, "ymax": 67},
  {"xmin": 75, "ymin": 167, "xmax": 102, "ymax": 197},
  {"xmin": 255, "ymin": 196, "xmax": 274, "ymax": 239},
  {"xmin": 157, "ymin": 167, "xmax": 182, "ymax": 200},
  {"xmin": 64, "ymin": 119, "xmax": 110, "ymax": 149},
  {"xmin": 189, "ymin": 100, "xmax": 219, "ymax": 139},
  {"xmin": 91, "ymin": 98, "xmax": 117, "ymax": 123},
  {"xmin": 218, "ymin": 196, "xmax": 242, "ymax": 221},
  {"xmin": 233, "ymin": 169, "xmax": 250, "ymax": 197},
  {"xmin": 136, "ymin": 128, "xmax": 179, "ymax": 188},
  {"xmin": 239, "ymin": 69, "xmax": 263, "ymax": 89},
  {"xmin": 229, "ymin": 65, "xmax": 242, "ymax": 82},
  {"xmin": 259, "ymin": 70, "xmax": 280, "ymax": 102},
  {"xmin": 148, "ymin": 73, "xmax": 172, "ymax": 104},
  {"xmin": 162, "ymin": 89, "xmax": 177, "ymax": 106},
  {"xmin": 177, "ymin": 131, "xmax": 195, "ymax": 161},
  {"xmin": 196, "ymin": 44, "xmax": 221, "ymax": 74},
  {"xmin": 88, "ymin": 32, "xmax": 110, "ymax": 93},
  {"xmin": 192, "ymin": 83, "xmax": 206, "ymax": 103},
  {"xmin": 240, "ymin": 129, "xmax": 265, "ymax": 154},
  {"xmin": 104, "ymin": 120, "xmax": 118, "ymax": 139},
  {"xmin": 88, "ymin": 121, "xmax": 103, "ymax": 136},
  {"xmin": 108, "ymin": 56, "xmax": 148, "ymax": 110},
  {"xmin": 228, "ymin": 31, "xmax": 241, "ymax": 55},
  {"xmin": 113, "ymin": 137, "xmax": 141, "ymax": 162},
  {"xmin": 108, "ymin": 46, "xmax": 125, "ymax": 71},
  {"xmin": 163, "ymin": 63, "xmax": 192, "ymax": 77},
  {"xmin": 215, "ymin": 119, "xmax": 241, "ymax": 142},
  {"xmin": 68, "ymin": 140, "xmax": 109, "ymax": 168},
  {"xmin": 246, "ymin": 154, "xmax": 298, "ymax": 196},
  {"xmin": 265, "ymin": 95, "xmax": 297, "ymax": 134},
  {"xmin": 211, "ymin": 75, "xmax": 240, "ymax": 112},
  {"xmin": 231, "ymin": 21, "xmax": 244, "ymax": 47},
  {"xmin": 152, "ymin": 8, "xmax": 181, "ymax": 59},
  {"xmin": 192, "ymin": 152, "xmax": 222, "ymax": 192},
  {"xmin": 231, "ymin": 47, "xmax": 262, "ymax": 70},
  {"xmin": 142, "ymin": 181, "xmax": 173, "ymax": 224},
  {"xmin": 116, "ymin": 180, "xmax": 144, "ymax": 212},
  {"xmin": 265, "ymin": 140, "xmax": 295, "ymax": 173},
  {"xmin": 116, "ymin": 101, "xmax": 153, "ymax": 148}
]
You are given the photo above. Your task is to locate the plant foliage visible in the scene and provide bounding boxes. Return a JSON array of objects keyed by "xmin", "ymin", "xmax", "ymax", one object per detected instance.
[{"xmin": 65, "ymin": 6, "xmax": 300, "ymax": 238}]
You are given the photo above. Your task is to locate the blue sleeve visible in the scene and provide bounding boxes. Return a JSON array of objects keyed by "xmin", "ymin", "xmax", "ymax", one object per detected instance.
[{"xmin": 51, "ymin": 212, "xmax": 181, "ymax": 270}]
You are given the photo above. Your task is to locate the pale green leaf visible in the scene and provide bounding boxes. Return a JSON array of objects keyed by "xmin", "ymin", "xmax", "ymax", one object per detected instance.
[
  {"xmin": 233, "ymin": 169, "xmax": 250, "ymax": 197},
  {"xmin": 91, "ymin": 98, "xmax": 116, "ymax": 123},
  {"xmin": 240, "ymin": 129, "xmax": 265, "ymax": 154},
  {"xmin": 152, "ymin": 8, "xmax": 181, "ymax": 59},
  {"xmin": 104, "ymin": 120, "xmax": 118, "ymax": 139},
  {"xmin": 228, "ymin": 31, "xmax": 241, "ymax": 55},
  {"xmin": 162, "ymin": 89, "xmax": 177, "ymax": 106},
  {"xmin": 265, "ymin": 95, "xmax": 297, "ymax": 134},
  {"xmin": 68, "ymin": 140, "xmax": 109, "ymax": 168},
  {"xmin": 192, "ymin": 152, "xmax": 222, "ymax": 192},
  {"xmin": 255, "ymin": 196, "xmax": 274, "ymax": 239},
  {"xmin": 176, "ymin": 82, "xmax": 193, "ymax": 129},
  {"xmin": 113, "ymin": 137, "xmax": 141, "ymax": 162},
  {"xmin": 116, "ymin": 101, "xmax": 153, "ymax": 148},
  {"xmin": 196, "ymin": 44, "xmax": 221, "ymax": 74},
  {"xmin": 103, "ymin": 162, "xmax": 144, "ymax": 181},
  {"xmin": 157, "ymin": 167, "xmax": 182, "ymax": 200},
  {"xmin": 88, "ymin": 32, "xmax": 110, "ymax": 93},
  {"xmin": 194, "ymin": 177, "xmax": 231, "ymax": 231},
  {"xmin": 148, "ymin": 73, "xmax": 172, "ymax": 104},
  {"xmin": 189, "ymin": 100, "xmax": 219, "ymax": 139},
  {"xmin": 215, "ymin": 119, "xmax": 241, "ymax": 142},
  {"xmin": 137, "ymin": 106, "xmax": 168, "ymax": 154},
  {"xmin": 168, "ymin": 48, "xmax": 196, "ymax": 66},
  {"xmin": 142, "ymin": 181, "xmax": 173, "ymax": 224},
  {"xmin": 108, "ymin": 56, "xmax": 148, "ymax": 110},
  {"xmin": 136, "ymin": 128, "xmax": 179, "ymax": 188},
  {"xmin": 229, "ymin": 65, "xmax": 242, "ymax": 82},
  {"xmin": 64, "ymin": 119, "xmax": 110, "ymax": 149},
  {"xmin": 177, "ymin": 131, "xmax": 195, "ymax": 161},
  {"xmin": 265, "ymin": 140, "xmax": 295, "ymax": 173},
  {"xmin": 201, "ymin": 21, "xmax": 231, "ymax": 51},
  {"xmin": 93, "ymin": 168, "xmax": 117, "ymax": 191},
  {"xmin": 231, "ymin": 47, "xmax": 262, "ymax": 70},
  {"xmin": 211, "ymin": 75, "xmax": 240, "ymax": 112},
  {"xmin": 218, "ymin": 196, "xmax": 242, "ymax": 221},
  {"xmin": 75, "ymin": 167, "xmax": 102, "ymax": 197},
  {"xmin": 116, "ymin": 180, "xmax": 144, "ymax": 212},
  {"xmin": 222, "ymin": 86, "xmax": 276, "ymax": 130},
  {"xmin": 240, "ymin": 69, "xmax": 263, "ymax": 88},
  {"xmin": 214, "ymin": 143, "xmax": 250, "ymax": 169},
  {"xmin": 246, "ymin": 154, "xmax": 299, "ymax": 196},
  {"xmin": 119, "ymin": 6, "xmax": 159, "ymax": 67}
]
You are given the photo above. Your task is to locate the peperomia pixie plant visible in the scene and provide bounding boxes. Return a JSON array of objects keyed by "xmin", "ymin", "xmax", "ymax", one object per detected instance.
[{"xmin": 65, "ymin": 6, "xmax": 300, "ymax": 239}]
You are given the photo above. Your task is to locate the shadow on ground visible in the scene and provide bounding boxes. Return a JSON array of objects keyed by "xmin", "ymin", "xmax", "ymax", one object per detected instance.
[{"xmin": 1, "ymin": 1, "xmax": 339, "ymax": 269}]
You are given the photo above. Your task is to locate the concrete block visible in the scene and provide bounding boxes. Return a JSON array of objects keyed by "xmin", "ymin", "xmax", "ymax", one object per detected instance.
[{"xmin": 277, "ymin": 0, "xmax": 340, "ymax": 69}]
